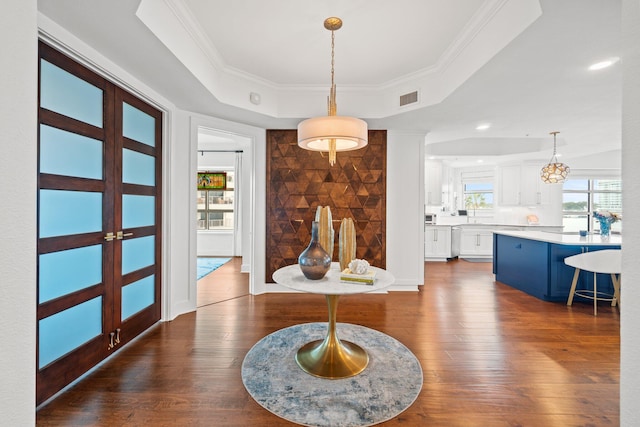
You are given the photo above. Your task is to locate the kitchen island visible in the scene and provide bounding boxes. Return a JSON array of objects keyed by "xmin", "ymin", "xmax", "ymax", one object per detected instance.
[{"xmin": 493, "ymin": 230, "xmax": 621, "ymax": 302}]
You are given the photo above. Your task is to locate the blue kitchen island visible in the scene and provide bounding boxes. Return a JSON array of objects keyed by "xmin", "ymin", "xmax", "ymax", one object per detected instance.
[{"xmin": 493, "ymin": 230, "xmax": 621, "ymax": 302}]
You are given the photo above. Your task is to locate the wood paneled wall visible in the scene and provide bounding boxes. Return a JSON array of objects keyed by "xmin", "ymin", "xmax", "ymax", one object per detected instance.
[{"xmin": 265, "ymin": 129, "xmax": 386, "ymax": 283}]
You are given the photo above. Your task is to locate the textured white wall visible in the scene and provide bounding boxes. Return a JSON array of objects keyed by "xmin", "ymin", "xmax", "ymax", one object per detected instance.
[
  {"xmin": 0, "ymin": 0, "xmax": 37, "ymax": 423},
  {"xmin": 621, "ymin": 0, "xmax": 640, "ymax": 425},
  {"xmin": 386, "ymin": 131, "xmax": 426, "ymax": 289}
]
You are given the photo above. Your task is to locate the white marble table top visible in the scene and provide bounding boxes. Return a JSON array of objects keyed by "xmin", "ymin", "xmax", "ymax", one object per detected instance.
[{"xmin": 272, "ymin": 262, "xmax": 395, "ymax": 295}]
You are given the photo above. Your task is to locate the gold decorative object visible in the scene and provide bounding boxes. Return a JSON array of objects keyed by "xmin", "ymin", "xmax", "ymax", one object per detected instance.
[
  {"xmin": 295, "ymin": 295, "xmax": 369, "ymax": 378},
  {"xmin": 541, "ymin": 131, "xmax": 570, "ymax": 183},
  {"xmin": 315, "ymin": 206, "xmax": 334, "ymax": 259},
  {"xmin": 297, "ymin": 17, "xmax": 368, "ymax": 166},
  {"xmin": 339, "ymin": 217, "xmax": 356, "ymax": 271}
]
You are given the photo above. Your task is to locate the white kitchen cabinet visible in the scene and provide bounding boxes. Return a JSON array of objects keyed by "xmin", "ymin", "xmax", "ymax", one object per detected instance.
[
  {"xmin": 498, "ymin": 163, "xmax": 557, "ymax": 206},
  {"xmin": 459, "ymin": 229, "xmax": 493, "ymax": 259},
  {"xmin": 520, "ymin": 164, "xmax": 553, "ymax": 205},
  {"xmin": 425, "ymin": 226, "xmax": 450, "ymax": 260},
  {"xmin": 425, "ymin": 160, "xmax": 443, "ymax": 206},
  {"xmin": 425, "ymin": 225, "xmax": 461, "ymax": 261},
  {"xmin": 498, "ymin": 165, "xmax": 521, "ymax": 205}
]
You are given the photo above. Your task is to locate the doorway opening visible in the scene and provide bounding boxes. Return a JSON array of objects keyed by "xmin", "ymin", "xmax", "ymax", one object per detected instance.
[{"xmin": 196, "ymin": 127, "xmax": 250, "ymax": 306}]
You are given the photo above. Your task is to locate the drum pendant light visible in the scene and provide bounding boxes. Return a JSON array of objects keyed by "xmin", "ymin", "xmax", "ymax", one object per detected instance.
[{"xmin": 297, "ymin": 17, "xmax": 368, "ymax": 166}]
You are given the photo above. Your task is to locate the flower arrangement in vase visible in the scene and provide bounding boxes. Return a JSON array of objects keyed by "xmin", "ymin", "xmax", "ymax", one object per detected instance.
[{"xmin": 593, "ymin": 210, "xmax": 621, "ymax": 239}]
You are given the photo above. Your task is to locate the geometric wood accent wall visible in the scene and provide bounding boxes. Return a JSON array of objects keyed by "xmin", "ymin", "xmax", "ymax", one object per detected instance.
[{"xmin": 266, "ymin": 129, "xmax": 386, "ymax": 283}]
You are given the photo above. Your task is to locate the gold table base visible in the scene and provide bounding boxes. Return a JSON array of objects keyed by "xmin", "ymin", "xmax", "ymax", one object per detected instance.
[{"xmin": 295, "ymin": 295, "xmax": 369, "ymax": 378}]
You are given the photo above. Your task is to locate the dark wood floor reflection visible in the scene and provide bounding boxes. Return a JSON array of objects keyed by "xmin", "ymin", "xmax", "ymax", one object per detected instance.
[{"xmin": 37, "ymin": 259, "xmax": 619, "ymax": 426}]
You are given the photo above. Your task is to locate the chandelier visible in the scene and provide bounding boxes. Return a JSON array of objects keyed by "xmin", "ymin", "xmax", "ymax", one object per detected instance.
[
  {"xmin": 297, "ymin": 17, "xmax": 368, "ymax": 166},
  {"xmin": 540, "ymin": 131, "xmax": 570, "ymax": 183}
]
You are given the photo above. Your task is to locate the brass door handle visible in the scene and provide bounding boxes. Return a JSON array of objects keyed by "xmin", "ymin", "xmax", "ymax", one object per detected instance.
[{"xmin": 116, "ymin": 231, "xmax": 134, "ymax": 240}]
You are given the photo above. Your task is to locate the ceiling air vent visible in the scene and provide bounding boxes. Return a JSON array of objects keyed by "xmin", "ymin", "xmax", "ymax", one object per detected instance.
[{"xmin": 399, "ymin": 91, "xmax": 418, "ymax": 107}]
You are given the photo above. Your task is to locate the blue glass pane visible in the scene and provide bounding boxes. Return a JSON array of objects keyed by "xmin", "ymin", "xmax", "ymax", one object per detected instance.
[
  {"xmin": 122, "ymin": 236, "xmax": 155, "ymax": 274},
  {"xmin": 38, "ymin": 296, "xmax": 102, "ymax": 368},
  {"xmin": 122, "ymin": 103, "xmax": 155, "ymax": 147},
  {"xmin": 39, "ymin": 190, "xmax": 102, "ymax": 238},
  {"xmin": 121, "ymin": 275, "xmax": 155, "ymax": 320},
  {"xmin": 123, "ymin": 149, "xmax": 155, "ymax": 186},
  {"xmin": 40, "ymin": 60, "xmax": 103, "ymax": 128},
  {"xmin": 123, "ymin": 195, "xmax": 155, "ymax": 228},
  {"xmin": 40, "ymin": 125, "xmax": 103, "ymax": 179},
  {"xmin": 39, "ymin": 245, "xmax": 102, "ymax": 303}
]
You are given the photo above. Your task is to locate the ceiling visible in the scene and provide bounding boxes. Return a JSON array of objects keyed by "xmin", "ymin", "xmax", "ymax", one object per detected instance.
[{"xmin": 37, "ymin": 0, "xmax": 622, "ymax": 167}]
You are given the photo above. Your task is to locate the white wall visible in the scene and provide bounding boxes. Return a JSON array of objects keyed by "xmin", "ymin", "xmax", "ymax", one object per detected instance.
[
  {"xmin": 621, "ymin": 0, "xmax": 640, "ymax": 425},
  {"xmin": 166, "ymin": 110, "xmax": 194, "ymax": 319},
  {"xmin": 387, "ymin": 131, "xmax": 426, "ymax": 290},
  {"xmin": 0, "ymin": 1, "xmax": 37, "ymax": 423}
]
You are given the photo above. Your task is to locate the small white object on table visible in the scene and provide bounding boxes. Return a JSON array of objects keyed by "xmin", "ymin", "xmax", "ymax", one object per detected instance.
[{"xmin": 272, "ymin": 262, "xmax": 395, "ymax": 378}]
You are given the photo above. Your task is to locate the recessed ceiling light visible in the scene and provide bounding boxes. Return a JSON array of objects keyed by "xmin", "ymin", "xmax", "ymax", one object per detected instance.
[
  {"xmin": 477, "ymin": 159, "xmax": 484, "ymax": 163},
  {"xmin": 476, "ymin": 124, "xmax": 491, "ymax": 130},
  {"xmin": 589, "ymin": 57, "xmax": 620, "ymax": 71}
]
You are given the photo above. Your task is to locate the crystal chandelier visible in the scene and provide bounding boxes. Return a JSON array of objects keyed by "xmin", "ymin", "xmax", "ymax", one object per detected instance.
[
  {"xmin": 540, "ymin": 131, "xmax": 570, "ymax": 183},
  {"xmin": 297, "ymin": 17, "xmax": 368, "ymax": 166}
]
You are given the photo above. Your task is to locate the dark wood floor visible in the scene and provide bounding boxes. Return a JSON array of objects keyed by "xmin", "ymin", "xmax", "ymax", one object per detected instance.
[{"xmin": 37, "ymin": 258, "xmax": 620, "ymax": 426}]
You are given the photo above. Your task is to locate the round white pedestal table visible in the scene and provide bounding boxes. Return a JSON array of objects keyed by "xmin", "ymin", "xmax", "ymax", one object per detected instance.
[{"xmin": 272, "ymin": 262, "xmax": 395, "ymax": 379}]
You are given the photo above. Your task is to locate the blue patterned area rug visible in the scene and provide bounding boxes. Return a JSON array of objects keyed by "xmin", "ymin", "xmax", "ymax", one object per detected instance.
[
  {"xmin": 242, "ymin": 322, "xmax": 423, "ymax": 427},
  {"xmin": 197, "ymin": 257, "xmax": 231, "ymax": 280}
]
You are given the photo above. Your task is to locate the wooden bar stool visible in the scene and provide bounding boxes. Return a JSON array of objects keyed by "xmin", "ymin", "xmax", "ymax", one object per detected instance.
[{"xmin": 565, "ymin": 249, "xmax": 621, "ymax": 316}]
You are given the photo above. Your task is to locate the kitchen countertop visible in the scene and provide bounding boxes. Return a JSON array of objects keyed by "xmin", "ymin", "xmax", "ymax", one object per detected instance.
[
  {"xmin": 493, "ymin": 229, "xmax": 622, "ymax": 246},
  {"xmin": 426, "ymin": 223, "xmax": 563, "ymax": 229}
]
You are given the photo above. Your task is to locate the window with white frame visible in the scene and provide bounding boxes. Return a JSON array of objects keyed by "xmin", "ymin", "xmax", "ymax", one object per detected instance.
[
  {"xmin": 562, "ymin": 178, "xmax": 622, "ymax": 233},
  {"xmin": 461, "ymin": 172, "xmax": 494, "ymax": 214},
  {"xmin": 197, "ymin": 170, "xmax": 234, "ymax": 230}
]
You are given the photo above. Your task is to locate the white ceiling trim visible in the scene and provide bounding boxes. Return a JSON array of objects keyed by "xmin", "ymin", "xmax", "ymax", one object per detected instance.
[{"xmin": 137, "ymin": 0, "xmax": 542, "ymax": 120}]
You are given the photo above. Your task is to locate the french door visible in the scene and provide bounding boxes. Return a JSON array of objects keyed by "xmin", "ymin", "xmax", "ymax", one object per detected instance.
[{"xmin": 37, "ymin": 41, "xmax": 162, "ymax": 405}]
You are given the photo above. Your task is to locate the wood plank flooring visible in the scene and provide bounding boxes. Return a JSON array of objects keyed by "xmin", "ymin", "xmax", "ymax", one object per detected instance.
[{"xmin": 37, "ymin": 258, "xmax": 620, "ymax": 426}]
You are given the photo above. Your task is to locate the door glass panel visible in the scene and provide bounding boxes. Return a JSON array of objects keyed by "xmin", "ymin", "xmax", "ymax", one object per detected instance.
[
  {"xmin": 122, "ymin": 149, "xmax": 155, "ymax": 186},
  {"xmin": 122, "ymin": 236, "xmax": 155, "ymax": 274},
  {"xmin": 121, "ymin": 275, "xmax": 155, "ymax": 321},
  {"xmin": 39, "ymin": 190, "xmax": 102, "ymax": 238},
  {"xmin": 122, "ymin": 195, "xmax": 155, "ymax": 229},
  {"xmin": 122, "ymin": 103, "xmax": 155, "ymax": 147},
  {"xmin": 40, "ymin": 125, "xmax": 103, "ymax": 180},
  {"xmin": 39, "ymin": 245, "xmax": 102, "ymax": 303},
  {"xmin": 40, "ymin": 60, "xmax": 103, "ymax": 128},
  {"xmin": 38, "ymin": 296, "xmax": 102, "ymax": 368}
]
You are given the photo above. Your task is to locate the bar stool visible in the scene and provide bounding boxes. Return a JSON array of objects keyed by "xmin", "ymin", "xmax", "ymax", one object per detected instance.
[{"xmin": 565, "ymin": 249, "xmax": 621, "ymax": 316}]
